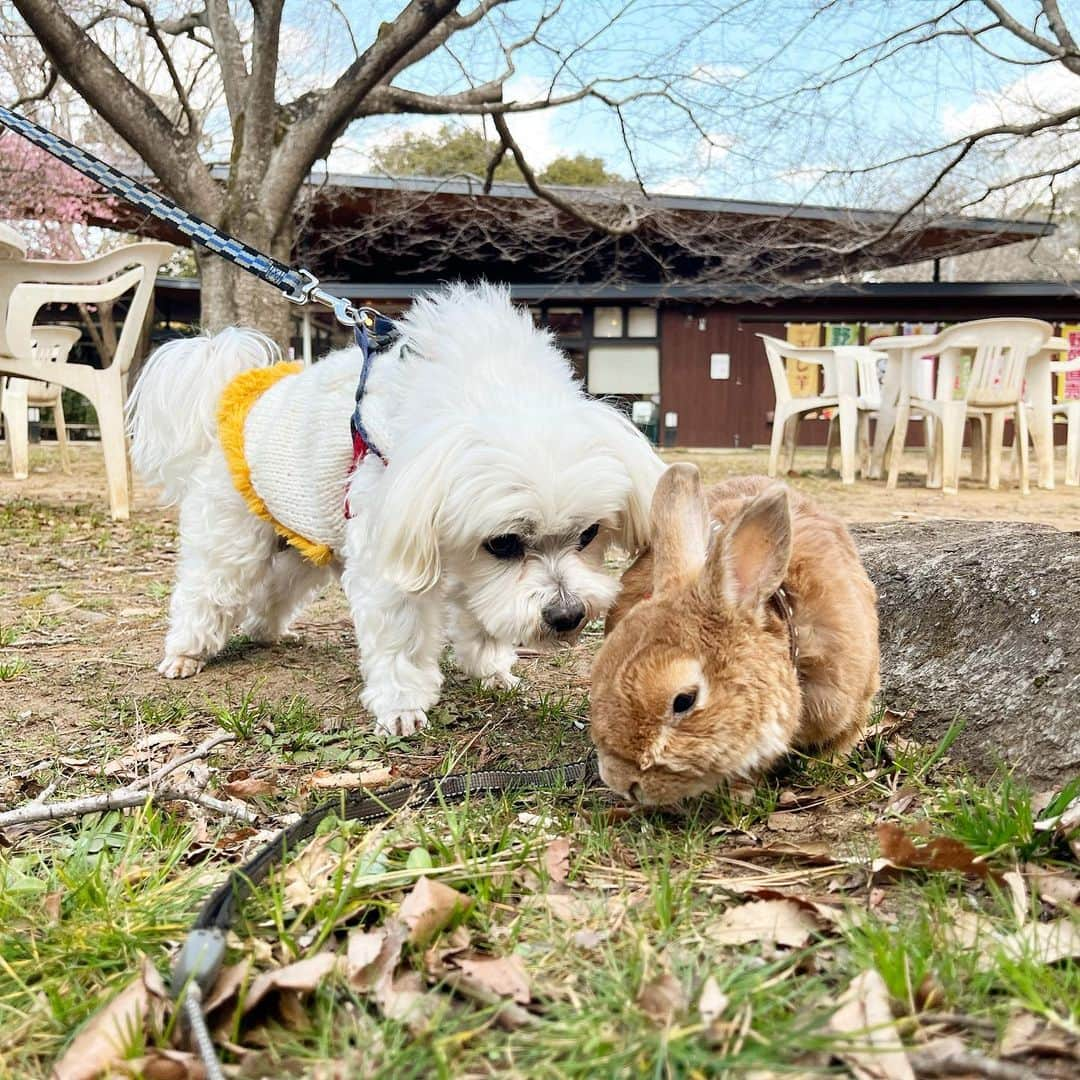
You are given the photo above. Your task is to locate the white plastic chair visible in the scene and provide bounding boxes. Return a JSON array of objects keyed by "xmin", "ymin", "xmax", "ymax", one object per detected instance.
[
  {"xmin": 758, "ymin": 334, "xmax": 880, "ymax": 483},
  {"xmin": 886, "ymin": 318, "xmax": 1053, "ymax": 495},
  {"xmin": 826, "ymin": 349, "xmax": 885, "ymax": 477},
  {"xmin": 0, "ymin": 241, "xmax": 176, "ymax": 519},
  {"xmin": 1050, "ymin": 357, "xmax": 1080, "ymax": 487},
  {"xmin": 1, "ymin": 325, "xmax": 81, "ymax": 476},
  {"xmin": 1014, "ymin": 354, "xmax": 1080, "ymax": 488}
]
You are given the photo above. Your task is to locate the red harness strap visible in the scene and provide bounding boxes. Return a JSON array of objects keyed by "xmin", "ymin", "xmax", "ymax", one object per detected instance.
[{"xmin": 344, "ymin": 426, "xmax": 376, "ymax": 519}]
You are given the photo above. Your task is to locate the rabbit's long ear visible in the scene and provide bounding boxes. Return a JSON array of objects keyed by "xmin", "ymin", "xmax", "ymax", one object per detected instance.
[
  {"xmin": 704, "ymin": 485, "xmax": 792, "ymax": 610},
  {"xmin": 651, "ymin": 463, "xmax": 711, "ymax": 597}
]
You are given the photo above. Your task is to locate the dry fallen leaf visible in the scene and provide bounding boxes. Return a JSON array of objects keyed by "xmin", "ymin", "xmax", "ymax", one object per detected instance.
[
  {"xmin": 118, "ymin": 1048, "xmax": 207, "ymax": 1079},
  {"xmin": 1000, "ymin": 1011, "xmax": 1079, "ymax": 1060},
  {"xmin": 43, "ymin": 890, "xmax": 63, "ymax": 923},
  {"xmin": 52, "ymin": 957, "xmax": 168, "ymax": 1080},
  {"xmin": 398, "ymin": 876, "xmax": 472, "ymax": 946},
  {"xmin": 1034, "ymin": 793, "xmax": 1080, "ymax": 835},
  {"xmin": 707, "ymin": 899, "xmax": 821, "ymax": 949},
  {"xmin": 243, "ymin": 952, "xmax": 338, "ymax": 1014},
  {"xmin": 102, "ymin": 732, "xmax": 183, "ymax": 778},
  {"xmin": 345, "ymin": 928, "xmax": 387, "ymax": 988},
  {"xmin": 453, "ymin": 955, "xmax": 531, "ymax": 1004},
  {"xmin": 1001, "ymin": 870, "xmax": 1029, "ymax": 925},
  {"xmin": 636, "ymin": 973, "xmax": 685, "ymax": 1027},
  {"xmin": 998, "ymin": 918, "xmax": 1080, "ymax": 966},
  {"xmin": 1025, "ymin": 865, "xmax": 1080, "ymax": 908},
  {"xmin": 222, "ymin": 775, "xmax": 276, "ymax": 799},
  {"xmin": 203, "ymin": 959, "xmax": 253, "ymax": 1016},
  {"xmin": 281, "ymin": 834, "xmax": 341, "ymax": 909},
  {"xmin": 698, "ymin": 975, "xmax": 729, "ymax": 1026},
  {"xmin": 571, "ymin": 929, "xmax": 608, "ymax": 950},
  {"xmin": 544, "ymin": 837, "xmax": 571, "ymax": 883},
  {"xmin": 828, "ymin": 969, "xmax": 914, "ymax": 1080},
  {"xmin": 875, "ymin": 823, "xmax": 994, "ymax": 881}
]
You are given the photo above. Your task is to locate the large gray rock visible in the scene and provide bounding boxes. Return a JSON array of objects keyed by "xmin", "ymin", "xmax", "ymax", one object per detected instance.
[{"xmin": 851, "ymin": 521, "xmax": 1080, "ymax": 785}]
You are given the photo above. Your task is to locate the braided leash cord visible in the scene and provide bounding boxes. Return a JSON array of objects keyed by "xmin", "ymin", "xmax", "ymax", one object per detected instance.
[
  {"xmin": 0, "ymin": 105, "xmax": 313, "ymax": 302},
  {"xmin": 171, "ymin": 755, "xmax": 602, "ymax": 1075}
]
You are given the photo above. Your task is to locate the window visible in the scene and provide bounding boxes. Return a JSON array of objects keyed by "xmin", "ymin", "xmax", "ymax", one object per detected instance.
[
  {"xmin": 627, "ymin": 307, "xmax": 658, "ymax": 337},
  {"xmin": 587, "ymin": 345, "xmax": 660, "ymax": 395},
  {"xmin": 546, "ymin": 307, "xmax": 584, "ymax": 336},
  {"xmin": 593, "ymin": 306, "xmax": 624, "ymax": 338}
]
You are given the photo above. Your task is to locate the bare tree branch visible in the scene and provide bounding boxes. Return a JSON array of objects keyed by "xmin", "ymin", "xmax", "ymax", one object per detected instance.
[
  {"xmin": 204, "ymin": 0, "xmax": 249, "ymax": 125},
  {"xmin": 1040, "ymin": 0, "xmax": 1080, "ymax": 58},
  {"xmin": 157, "ymin": 7, "xmax": 209, "ymax": 36},
  {"xmin": 120, "ymin": 0, "xmax": 199, "ymax": 133},
  {"xmin": 11, "ymin": 0, "xmax": 218, "ymax": 213},
  {"xmin": 492, "ymin": 111, "xmax": 640, "ymax": 236},
  {"xmin": 979, "ymin": 0, "xmax": 1077, "ymax": 70},
  {"xmin": 266, "ymin": 0, "xmax": 462, "ymax": 230},
  {"xmin": 10, "ymin": 60, "xmax": 56, "ymax": 108}
]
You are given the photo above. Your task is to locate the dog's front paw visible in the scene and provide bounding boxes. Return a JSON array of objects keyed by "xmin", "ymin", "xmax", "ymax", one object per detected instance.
[
  {"xmin": 480, "ymin": 669, "xmax": 520, "ymax": 692},
  {"xmin": 157, "ymin": 654, "xmax": 204, "ymax": 679},
  {"xmin": 374, "ymin": 709, "xmax": 428, "ymax": 738}
]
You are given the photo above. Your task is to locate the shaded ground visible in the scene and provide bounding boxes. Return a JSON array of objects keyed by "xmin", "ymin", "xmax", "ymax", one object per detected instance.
[{"xmin": 1, "ymin": 443, "xmax": 1078, "ymax": 1078}]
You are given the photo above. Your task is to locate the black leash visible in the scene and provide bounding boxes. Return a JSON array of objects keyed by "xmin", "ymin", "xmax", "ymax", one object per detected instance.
[
  {"xmin": 0, "ymin": 104, "xmax": 606, "ymax": 1074},
  {"xmin": 172, "ymin": 756, "xmax": 601, "ymax": 1078}
]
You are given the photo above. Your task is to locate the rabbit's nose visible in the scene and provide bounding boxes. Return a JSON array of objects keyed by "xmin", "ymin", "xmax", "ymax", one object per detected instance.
[{"xmin": 542, "ymin": 597, "xmax": 586, "ymax": 633}]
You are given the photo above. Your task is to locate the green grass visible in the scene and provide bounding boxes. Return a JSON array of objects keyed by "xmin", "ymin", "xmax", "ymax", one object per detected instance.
[
  {"xmin": 925, "ymin": 772, "xmax": 1080, "ymax": 862},
  {"xmin": 0, "ymin": 807, "xmax": 207, "ymax": 1075},
  {"xmin": 0, "ymin": 658, "xmax": 28, "ymax": 680},
  {"xmin": 2, "ymin": 660, "xmax": 1077, "ymax": 1077},
  {"xmin": 2, "ymin": 735, "xmax": 1079, "ymax": 1077}
]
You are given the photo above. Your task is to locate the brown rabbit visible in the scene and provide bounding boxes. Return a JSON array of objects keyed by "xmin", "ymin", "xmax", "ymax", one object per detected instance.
[{"xmin": 590, "ymin": 464, "xmax": 879, "ymax": 805}]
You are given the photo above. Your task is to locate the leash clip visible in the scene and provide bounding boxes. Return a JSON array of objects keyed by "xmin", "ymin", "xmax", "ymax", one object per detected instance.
[{"xmin": 281, "ymin": 269, "xmax": 365, "ymax": 330}]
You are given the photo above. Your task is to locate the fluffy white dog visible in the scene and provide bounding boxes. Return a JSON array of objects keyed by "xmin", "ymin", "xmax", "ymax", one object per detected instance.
[{"xmin": 128, "ymin": 283, "xmax": 663, "ymax": 736}]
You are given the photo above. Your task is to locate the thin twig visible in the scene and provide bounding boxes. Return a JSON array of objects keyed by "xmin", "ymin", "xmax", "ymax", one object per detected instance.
[
  {"xmin": 914, "ymin": 1012, "xmax": 999, "ymax": 1035},
  {"xmin": 908, "ymin": 1047, "xmax": 1040, "ymax": 1080},
  {"xmin": 0, "ymin": 785, "xmax": 255, "ymax": 828},
  {"xmin": 130, "ymin": 730, "xmax": 235, "ymax": 791}
]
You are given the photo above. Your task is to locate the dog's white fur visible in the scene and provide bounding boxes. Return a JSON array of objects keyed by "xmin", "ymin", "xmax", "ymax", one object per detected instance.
[{"xmin": 128, "ymin": 283, "xmax": 664, "ymax": 736}]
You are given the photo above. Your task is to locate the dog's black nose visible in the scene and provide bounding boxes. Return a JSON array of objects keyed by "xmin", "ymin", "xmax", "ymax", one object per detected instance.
[{"xmin": 542, "ymin": 597, "xmax": 586, "ymax": 633}]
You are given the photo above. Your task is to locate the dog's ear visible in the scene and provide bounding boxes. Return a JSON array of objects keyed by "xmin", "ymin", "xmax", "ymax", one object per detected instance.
[
  {"xmin": 588, "ymin": 406, "xmax": 666, "ymax": 557},
  {"xmin": 371, "ymin": 429, "xmax": 463, "ymax": 593}
]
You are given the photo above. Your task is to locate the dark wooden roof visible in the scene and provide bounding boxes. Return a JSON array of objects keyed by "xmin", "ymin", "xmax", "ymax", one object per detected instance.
[{"xmin": 127, "ymin": 169, "xmax": 1053, "ymax": 290}]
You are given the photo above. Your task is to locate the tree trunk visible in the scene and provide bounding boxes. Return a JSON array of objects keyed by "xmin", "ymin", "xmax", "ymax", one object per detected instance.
[
  {"xmin": 194, "ymin": 221, "xmax": 297, "ymax": 353},
  {"xmin": 852, "ymin": 521, "xmax": 1080, "ymax": 786}
]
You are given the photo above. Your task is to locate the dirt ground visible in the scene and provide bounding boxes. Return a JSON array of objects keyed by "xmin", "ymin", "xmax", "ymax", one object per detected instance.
[
  {"xmin": 3, "ymin": 442, "xmax": 1079, "ymax": 1079},
  {"xmin": 1, "ymin": 439, "xmax": 1076, "ymax": 758}
]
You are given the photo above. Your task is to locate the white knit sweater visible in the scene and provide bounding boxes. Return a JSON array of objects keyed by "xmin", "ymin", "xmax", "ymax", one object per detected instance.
[{"xmin": 239, "ymin": 347, "xmax": 392, "ymax": 553}]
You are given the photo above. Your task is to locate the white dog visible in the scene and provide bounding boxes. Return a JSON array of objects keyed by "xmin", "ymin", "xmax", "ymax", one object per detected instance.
[{"xmin": 128, "ymin": 283, "xmax": 663, "ymax": 736}]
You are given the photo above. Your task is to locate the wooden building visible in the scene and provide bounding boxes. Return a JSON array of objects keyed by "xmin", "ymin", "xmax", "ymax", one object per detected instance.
[{"xmin": 144, "ymin": 173, "xmax": 1075, "ymax": 448}]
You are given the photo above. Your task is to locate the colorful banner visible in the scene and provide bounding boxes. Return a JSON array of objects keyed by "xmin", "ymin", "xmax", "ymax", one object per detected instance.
[
  {"xmin": 824, "ymin": 322, "xmax": 859, "ymax": 346},
  {"xmin": 864, "ymin": 323, "xmax": 898, "ymax": 343},
  {"xmin": 1059, "ymin": 324, "xmax": 1080, "ymax": 402},
  {"xmin": 785, "ymin": 323, "xmax": 819, "ymax": 398}
]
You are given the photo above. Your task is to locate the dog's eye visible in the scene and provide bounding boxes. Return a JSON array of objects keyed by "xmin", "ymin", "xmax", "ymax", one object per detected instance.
[
  {"xmin": 483, "ymin": 534, "xmax": 525, "ymax": 559},
  {"xmin": 672, "ymin": 689, "xmax": 698, "ymax": 716},
  {"xmin": 578, "ymin": 523, "xmax": 600, "ymax": 549}
]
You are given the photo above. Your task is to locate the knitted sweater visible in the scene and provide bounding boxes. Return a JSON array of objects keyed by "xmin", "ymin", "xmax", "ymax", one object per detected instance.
[{"xmin": 217, "ymin": 349, "xmax": 386, "ymax": 564}]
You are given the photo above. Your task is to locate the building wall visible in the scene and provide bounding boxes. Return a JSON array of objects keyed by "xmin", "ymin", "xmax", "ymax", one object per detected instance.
[{"xmin": 659, "ymin": 295, "xmax": 1080, "ymax": 448}]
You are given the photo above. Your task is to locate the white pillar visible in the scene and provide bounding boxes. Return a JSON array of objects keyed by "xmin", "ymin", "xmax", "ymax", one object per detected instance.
[{"xmin": 302, "ymin": 309, "xmax": 313, "ymax": 366}]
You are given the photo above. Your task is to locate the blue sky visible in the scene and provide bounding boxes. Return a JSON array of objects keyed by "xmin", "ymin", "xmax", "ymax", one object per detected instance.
[{"xmin": 288, "ymin": 0, "xmax": 1076, "ymax": 211}]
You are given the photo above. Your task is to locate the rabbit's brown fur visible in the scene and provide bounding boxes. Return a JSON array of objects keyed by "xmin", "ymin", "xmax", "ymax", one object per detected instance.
[{"xmin": 591, "ymin": 466, "xmax": 879, "ymax": 805}]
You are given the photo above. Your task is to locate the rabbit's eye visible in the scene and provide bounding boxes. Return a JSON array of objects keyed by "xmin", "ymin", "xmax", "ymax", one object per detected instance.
[
  {"xmin": 578, "ymin": 523, "xmax": 600, "ymax": 549},
  {"xmin": 672, "ymin": 689, "xmax": 698, "ymax": 716},
  {"xmin": 484, "ymin": 534, "xmax": 525, "ymax": 559}
]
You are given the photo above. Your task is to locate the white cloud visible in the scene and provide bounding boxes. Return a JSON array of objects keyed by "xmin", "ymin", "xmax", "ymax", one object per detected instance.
[{"xmin": 653, "ymin": 175, "xmax": 706, "ymax": 196}]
